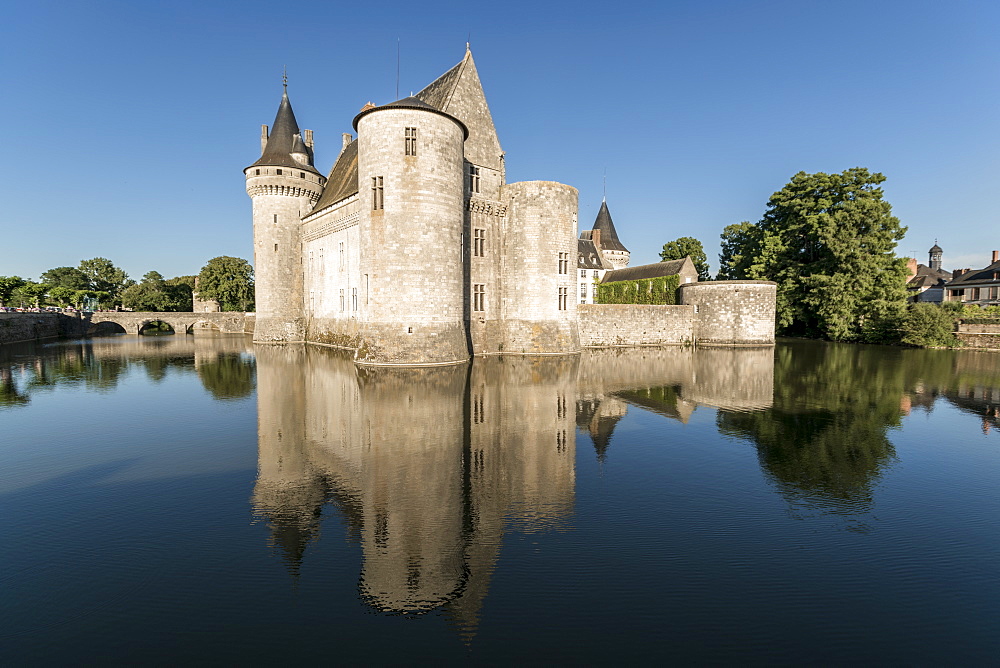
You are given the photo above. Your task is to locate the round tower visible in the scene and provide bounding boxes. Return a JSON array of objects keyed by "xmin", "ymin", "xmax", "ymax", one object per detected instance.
[
  {"xmin": 352, "ymin": 98, "xmax": 468, "ymax": 365},
  {"xmin": 245, "ymin": 86, "xmax": 325, "ymax": 343},
  {"xmin": 501, "ymin": 180, "xmax": 580, "ymax": 353}
]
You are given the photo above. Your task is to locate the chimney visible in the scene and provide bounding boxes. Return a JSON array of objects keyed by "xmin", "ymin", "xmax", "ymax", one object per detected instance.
[
  {"xmin": 993, "ymin": 250, "xmax": 999, "ymax": 264},
  {"xmin": 341, "ymin": 133, "xmax": 353, "ymax": 154},
  {"xmin": 905, "ymin": 257, "xmax": 918, "ymax": 280},
  {"xmin": 303, "ymin": 129, "xmax": 314, "ymax": 150},
  {"xmin": 260, "ymin": 124, "xmax": 269, "ymax": 153},
  {"xmin": 591, "ymin": 228, "xmax": 602, "ymax": 250}
]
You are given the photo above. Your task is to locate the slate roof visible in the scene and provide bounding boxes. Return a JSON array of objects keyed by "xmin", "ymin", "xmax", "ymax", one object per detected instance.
[
  {"xmin": 249, "ymin": 89, "xmax": 321, "ymax": 175},
  {"xmin": 416, "ymin": 59, "xmax": 465, "ymax": 110},
  {"xmin": 311, "ymin": 139, "xmax": 359, "ymax": 212},
  {"xmin": 906, "ymin": 264, "xmax": 952, "ymax": 289},
  {"xmin": 591, "ymin": 201, "xmax": 628, "ymax": 252},
  {"xmin": 602, "ymin": 258, "xmax": 690, "ymax": 284},
  {"xmin": 946, "ymin": 260, "xmax": 1000, "ymax": 286},
  {"xmin": 929, "ymin": 243, "xmax": 943, "ymax": 253},
  {"xmin": 577, "ymin": 239, "xmax": 607, "ymax": 270}
]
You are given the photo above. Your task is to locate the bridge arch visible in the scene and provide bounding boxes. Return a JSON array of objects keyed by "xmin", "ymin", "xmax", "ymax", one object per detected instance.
[
  {"xmin": 138, "ymin": 319, "xmax": 176, "ymax": 336},
  {"xmin": 88, "ymin": 320, "xmax": 128, "ymax": 336}
]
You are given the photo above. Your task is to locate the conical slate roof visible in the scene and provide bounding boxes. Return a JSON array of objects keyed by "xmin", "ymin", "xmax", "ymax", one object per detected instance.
[
  {"xmin": 592, "ymin": 201, "xmax": 628, "ymax": 252},
  {"xmin": 249, "ymin": 88, "xmax": 321, "ymax": 175},
  {"xmin": 929, "ymin": 243, "xmax": 943, "ymax": 253}
]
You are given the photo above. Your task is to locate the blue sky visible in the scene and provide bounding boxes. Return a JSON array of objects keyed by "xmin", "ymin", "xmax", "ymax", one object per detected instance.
[{"xmin": 2, "ymin": 0, "xmax": 998, "ymax": 281}]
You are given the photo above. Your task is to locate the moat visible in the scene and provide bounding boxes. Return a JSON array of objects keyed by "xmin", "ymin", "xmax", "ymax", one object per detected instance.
[{"xmin": 2, "ymin": 335, "xmax": 998, "ymax": 663}]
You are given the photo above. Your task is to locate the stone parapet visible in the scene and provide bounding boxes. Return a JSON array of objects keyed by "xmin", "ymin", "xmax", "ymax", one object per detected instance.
[{"xmin": 578, "ymin": 304, "xmax": 695, "ymax": 347}]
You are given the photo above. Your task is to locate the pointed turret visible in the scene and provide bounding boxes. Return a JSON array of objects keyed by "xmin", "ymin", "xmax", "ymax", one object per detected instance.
[
  {"xmin": 590, "ymin": 201, "xmax": 630, "ymax": 269},
  {"xmin": 250, "ymin": 88, "xmax": 320, "ymax": 175}
]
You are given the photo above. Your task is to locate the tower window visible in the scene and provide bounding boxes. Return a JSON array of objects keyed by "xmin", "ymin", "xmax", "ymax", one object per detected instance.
[
  {"xmin": 473, "ymin": 228, "xmax": 486, "ymax": 257},
  {"xmin": 558, "ymin": 252, "xmax": 569, "ymax": 274},
  {"xmin": 339, "ymin": 289, "xmax": 345, "ymax": 312},
  {"xmin": 473, "ymin": 284, "xmax": 485, "ymax": 312},
  {"xmin": 372, "ymin": 176, "xmax": 384, "ymax": 210},
  {"xmin": 339, "ymin": 242, "xmax": 345, "ymax": 270},
  {"xmin": 558, "ymin": 287, "xmax": 568, "ymax": 310},
  {"xmin": 273, "ymin": 214, "xmax": 277, "ymax": 224},
  {"xmin": 352, "ymin": 288, "xmax": 358, "ymax": 311},
  {"xmin": 300, "ymin": 172, "xmax": 305, "ymax": 178},
  {"xmin": 274, "ymin": 244, "xmax": 278, "ymax": 252},
  {"xmin": 468, "ymin": 165, "xmax": 480, "ymax": 193},
  {"xmin": 405, "ymin": 127, "xmax": 417, "ymax": 156},
  {"xmin": 255, "ymin": 169, "xmax": 260, "ymax": 176},
  {"xmin": 276, "ymin": 169, "xmax": 282, "ymax": 176}
]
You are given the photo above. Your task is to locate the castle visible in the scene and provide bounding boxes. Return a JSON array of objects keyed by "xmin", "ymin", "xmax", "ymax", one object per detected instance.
[{"xmin": 246, "ymin": 48, "xmax": 775, "ymax": 364}]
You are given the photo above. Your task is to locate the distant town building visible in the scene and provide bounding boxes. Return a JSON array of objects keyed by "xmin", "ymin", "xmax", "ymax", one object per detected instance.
[
  {"xmin": 905, "ymin": 243, "xmax": 953, "ymax": 303},
  {"xmin": 945, "ymin": 250, "xmax": 1000, "ymax": 306}
]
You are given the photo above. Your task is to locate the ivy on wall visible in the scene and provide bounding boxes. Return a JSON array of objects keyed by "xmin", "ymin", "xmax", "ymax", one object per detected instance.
[{"xmin": 596, "ymin": 275, "xmax": 680, "ymax": 305}]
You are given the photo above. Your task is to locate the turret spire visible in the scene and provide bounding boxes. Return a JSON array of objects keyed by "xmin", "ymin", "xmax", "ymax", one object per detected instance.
[{"xmin": 249, "ymin": 84, "xmax": 320, "ymax": 175}]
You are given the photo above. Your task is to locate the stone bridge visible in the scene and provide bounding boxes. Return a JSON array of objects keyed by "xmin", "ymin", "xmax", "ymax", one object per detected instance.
[{"xmin": 84, "ymin": 311, "xmax": 251, "ymax": 336}]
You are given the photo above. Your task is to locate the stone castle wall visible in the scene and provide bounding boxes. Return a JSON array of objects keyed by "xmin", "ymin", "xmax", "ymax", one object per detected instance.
[
  {"xmin": 578, "ymin": 304, "xmax": 695, "ymax": 347},
  {"xmin": 0, "ymin": 313, "xmax": 84, "ymax": 345},
  {"xmin": 679, "ymin": 281, "xmax": 776, "ymax": 346}
]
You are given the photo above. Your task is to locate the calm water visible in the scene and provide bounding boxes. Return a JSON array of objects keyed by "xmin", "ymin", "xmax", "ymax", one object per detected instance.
[{"xmin": 2, "ymin": 335, "xmax": 998, "ymax": 664}]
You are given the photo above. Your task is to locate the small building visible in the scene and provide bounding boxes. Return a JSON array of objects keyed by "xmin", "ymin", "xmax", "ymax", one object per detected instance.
[
  {"xmin": 905, "ymin": 243, "xmax": 953, "ymax": 303},
  {"xmin": 576, "ymin": 200, "xmax": 630, "ymax": 304},
  {"xmin": 601, "ymin": 257, "xmax": 699, "ymax": 287},
  {"xmin": 945, "ymin": 250, "xmax": 1000, "ymax": 306}
]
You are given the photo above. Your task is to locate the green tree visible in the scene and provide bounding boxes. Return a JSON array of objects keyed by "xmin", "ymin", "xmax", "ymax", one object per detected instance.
[
  {"xmin": 120, "ymin": 271, "xmax": 192, "ymax": 312},
  {"xmin": 659, "ymin": 236, "xmax": 710, "ymax": 280},
  {"xmin": 11, "ymin": 281, "xmax": 49, "ymax": 308},
  {"xmin": 720, "ymin": 168, "xmax": 908, "ymax": 342},
  {"xmin": 40, "ymin": 266, "xmax": 90, "ymax": 291},
  {"xmin": 717, "ymin": 222, "xmax": 761, "ymax": 280},
  {"xmin": 48, "ymin": 286, "xmax": 78, "ymax": 307},
  {"xmin": 78, "ymin": 258, "xmax": 133, "ymax": 302},
  {"xmin": 0, "ymin": 276, "xmax": 26, "ymax": 306},
  {"xmin": 900, "ymin": 303, "xmax": 958, "ymax": 348},
  {"xmin": 197, "ymin": 257, "xmax": 254, "ymax": 312},
  {"xmin": 165, "ymin": 275, "xmax": 195, "ymax": 311}
]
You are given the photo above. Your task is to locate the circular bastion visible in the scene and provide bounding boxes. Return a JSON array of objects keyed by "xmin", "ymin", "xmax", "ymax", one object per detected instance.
[{"xmin": 679, "ymin": 280, "xmax": 777, "ymax": 346}]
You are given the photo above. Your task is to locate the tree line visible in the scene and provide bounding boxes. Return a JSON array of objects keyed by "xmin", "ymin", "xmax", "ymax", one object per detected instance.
[
  {"xmin": 657, "ymin": 168, "xmax": 973, "ymax": 347},
  {"xmin": 0, "ymin": 256, "xmax": 254, "ymax": 312}
]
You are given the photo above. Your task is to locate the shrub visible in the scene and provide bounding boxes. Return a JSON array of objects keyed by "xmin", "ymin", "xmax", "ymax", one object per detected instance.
[{"xmin": 900, "ymin": 303, "xmax": 958, "ymax": 348}]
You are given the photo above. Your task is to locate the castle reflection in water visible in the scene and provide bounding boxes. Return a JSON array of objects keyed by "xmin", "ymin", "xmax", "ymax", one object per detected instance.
[{"xmin": 250, "ymin": 345, "xmax": 776, "ymax": 621}]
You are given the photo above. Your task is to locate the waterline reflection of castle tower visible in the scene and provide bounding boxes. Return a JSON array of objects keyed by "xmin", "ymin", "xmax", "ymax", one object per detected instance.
[{"xmin": 251, "ymin": 345, "xmax": 577, "ymax": 622}]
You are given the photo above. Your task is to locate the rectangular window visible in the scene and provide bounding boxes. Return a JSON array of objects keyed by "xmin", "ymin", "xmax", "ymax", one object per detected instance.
[
  {"xmin": 580, "ymin": 283, "xmax": 587, "ymax": 298},
  {"xmin": 364, "ymin": 274, "xmax": 369, "ymax": 304},
  {"xmin": 273, "ymin": 214, "xmax": 278, "ymax": 224},
  {"xmin": 473, "ymin": 284, "xmax": 485, "ymax": 311},
  {"xmin": 468, "ymin": 165, "xmax": 480, "ymax": 193},
  {"xmin": 339, "ymin": 242, "xmax": 345, "ymax": 270},
  {"xmin": 352, "ymin": 288, "xmax": 358, "ymax": 311},
  {"xmin": 971, "ymin": 288, "xmax": 980, "ymax": 301},
  {"xmin": 473, "ymin": 228, "xmax": 486, "ymax": 257},
  {"xmin": 405, "ymin": 127, "xmax": 417, "ymax": 156},
  {"xmin": 300, "ymin": 172, "xmax": 305, "ymax": 178},
  {"xmin": 310, "ymin": 291, "xmax": 315, "ymax": 310},
  {"xmin": 255, "ymin": 169, "xmax": 260, "ymax": 175},
  {"xmin": 580, "ymin": 269, "xmax": 587, "ymax": 278},
  {"xmin": 558, "ymin": 252, "xmax": 569, "ymax": 274},
  {"xmin": 593, "ymin": 270, "xmax": 599, "ymax": 279},
  {"xmin": 274, "ymin": 243, "xmax": 278, "ymax": 252},
  {"xmin": 339, "ymin": 289, "xmax": 345, "ymax": 312},
  {"xmin": 276, "ymin": 169, "xmax": 282, "ymax": 175},
  {"xmin": 372, "ymin": 176, "xmax": 384, "ymax": 210},
  {"xmin": 558, "ymin": 287, "xmax": 568, "ymax": 310}
]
